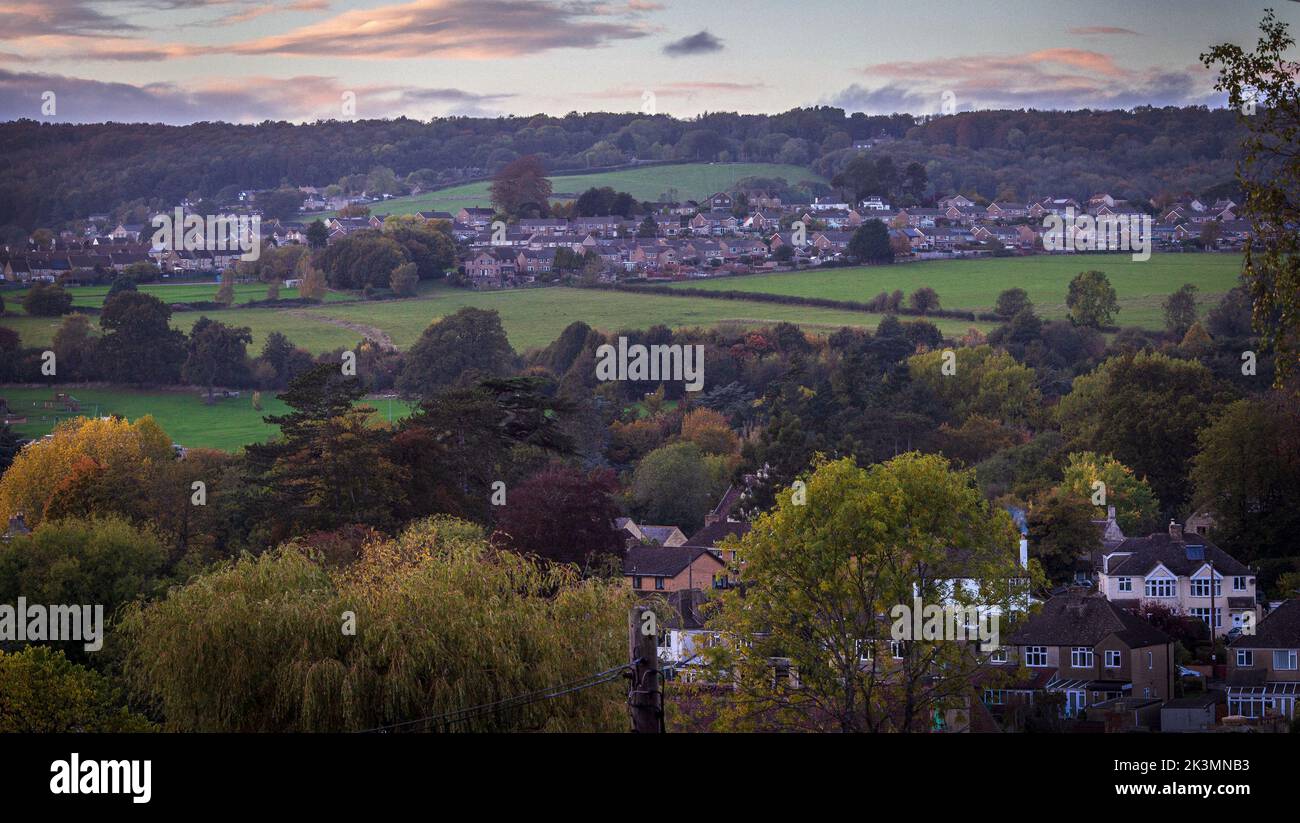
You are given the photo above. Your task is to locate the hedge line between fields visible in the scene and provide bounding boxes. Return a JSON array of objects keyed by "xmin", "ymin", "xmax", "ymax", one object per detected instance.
[{"xmin": 580, "ymin": 281, "xmax": 1006, "ymax": 323}]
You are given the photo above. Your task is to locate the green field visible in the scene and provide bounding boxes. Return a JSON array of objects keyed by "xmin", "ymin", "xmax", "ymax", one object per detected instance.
[
  {"xmin": 299, "ymin": 285, "xmax": 989, "ymax": 352},
  {"xmin": 0, "ymin": 386, "xmax": 413, "ymax": 452},
  {"xmin": 666, "ymin": 253, "xmax": 1245, "ymax": 329},
  {"xmin": 1, "ymin": 281, "xmax": 353, "ymax": 315},
  {"xmin": 325, "ymin": 162, "xmax": 827, "ymax": 217}
]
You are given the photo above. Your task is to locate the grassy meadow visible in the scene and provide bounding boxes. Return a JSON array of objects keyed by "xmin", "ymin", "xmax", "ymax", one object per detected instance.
[
  {"xmin": 666, "ymin": 253, "xmax": 1244, "ymax": 329},
  {"xmin": 325, "ymin": 162, "xmax": 826, "ymax": 217}
]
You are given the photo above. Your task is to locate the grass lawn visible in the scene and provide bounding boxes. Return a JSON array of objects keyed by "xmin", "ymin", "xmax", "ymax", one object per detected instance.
[
  {"xmin": 319, "ymin": 162, "xmax": 826, "ymax": 218},
  {"xmin": 665, "ymin": 253, "xmax": 1245, "ymax": 330},
  {"xmin": 0, "ymin": 386, "xmax": 414, "ymax": 452},
  {"xmin": 304, "ymin": 284, "xmax": 992, "ymax": 353}
]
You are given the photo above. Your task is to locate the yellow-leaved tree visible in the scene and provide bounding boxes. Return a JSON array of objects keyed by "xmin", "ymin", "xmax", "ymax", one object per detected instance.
[{"xmin": 0, "ymin": 415, "xmax": 174, "ymax": 530}]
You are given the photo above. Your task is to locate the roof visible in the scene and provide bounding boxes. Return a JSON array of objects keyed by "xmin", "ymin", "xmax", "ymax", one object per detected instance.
[
  {"xmin": 1230, "ymin": 599, "xmax": 1300, "ymax": 649},
  {"xmin": 1162, "ymin": 692, "xmax": 1224, "ymax": 709},
  {"xmin": 1104, "ymin": 529, "xmax": 1249, "ymax": 577},
  {"xmin": 624, "ymin": 544, "xmax": 723, "ymax": 578},
  {"xmin": 686, "ymin": 519, "xmax": 750, "ymax": 548},
  {"xmin": 1009, "ymin": 593, "xmax": 1172, "ymax": 648}
]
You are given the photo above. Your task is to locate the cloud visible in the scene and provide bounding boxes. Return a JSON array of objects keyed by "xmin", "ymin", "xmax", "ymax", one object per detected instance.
[
  {"xmin": 0, "ymin": 68, "xmax": 512, "ymax": 123},
  {"xmin": 222, "ymin": 0, "xmax": 652, "ymax": 59},
  {"xmin": 826, "ymin": 49, "xmax": 1221, "ymax": 113},
  {"xmin": 0, "ymin": 0, "xmax": 141, "ymax": 37},
  {"xmin": 1067, "ymin": 26, "xmax": 1142, "ymax": 36},
  {"xmin": 662, "ymin": 30, "xmax": 723, "ymax": 57}
]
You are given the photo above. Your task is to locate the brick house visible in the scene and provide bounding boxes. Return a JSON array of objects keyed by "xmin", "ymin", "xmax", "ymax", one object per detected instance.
[
  {"xmin": 998, "ymin": 593, "xmax": 1175, "ymax": 718},
  {"xmin": 1227, "ymin": 599, "xmax": 1300, "ymax": 720},
  {"xmin": 624, "ymin": 544, "xmax": 726, "ymax": 593}
]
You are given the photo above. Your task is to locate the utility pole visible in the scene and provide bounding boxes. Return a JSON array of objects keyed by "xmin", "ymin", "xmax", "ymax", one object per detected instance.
[{"xmin": 627, "ymin": 605, "xmax": 664, "ymax": 733}]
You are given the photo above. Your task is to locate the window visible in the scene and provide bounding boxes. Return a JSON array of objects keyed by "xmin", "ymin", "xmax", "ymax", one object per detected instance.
[
  {"xmin": 1105, "ymin": 650, "xmax": 1122, "ymax": 669},
  {"xmin": 856, "ymin": 640, "xmax": 874, "ymax": 662},
  {"xmin": 1190, "ymin": 577, "xmax": 1222, "ymax": 598},
  {"xmin": 990, "ymin": 647, "xmax": 1008, "ymax": 664},
  {"xmin": 1233, "ymin": 576, "xmax": 1248, "ymax": 592},
  {"xmin": 654, "ymin": 577, "xmax": 665, "ymax": 591},
  {"xmin": 1274, "ymin": 650, "xmax": 1299, "ymax": 671},
  {"xmin": 1145, "ymin": 577, "xmax": 1175, "ymax": 598},
  {"xmin": 632, "ymin": 576, "xmax": 643, "ymax": 589},
  {"xmin": 1071, "ymin": 647, "xmax": 1094, "ymax": 668},
  {"xmin": 890, "ymin": 640, "xmax": 905, "ymax": 660},
  {"xmin": 1190, "ymin": 607, "xmax": 1222, "ymax": 629},
  {"xmin": 1117, "ymin": 577, "xmax": 1133, "ymax": 593},
  {"xmin": 1236, "ymin": 650, "xmax": 1254, "ymax": 668},
  {"xmin": 1024, "ymin": 646, "xmax": 1048, "ymax": 667}
]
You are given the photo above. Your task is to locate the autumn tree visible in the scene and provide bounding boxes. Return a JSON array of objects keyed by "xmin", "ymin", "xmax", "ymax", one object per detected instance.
[
  {"xmin": 679, "ymin": 407, "xmax": 740, "ymax": 455},
  {"xmin": 490, "ymin": 155, "xmax": 553, "ymax": 217},
  {"xmin": 0, "ymin": 415, "xmax": 173, "ymax": 530},
  {"xmin": 1203, "ymin": 10, "xmax": 1300, "ymax": 387},
  {"xmin": 491, "ymin": 464, "xmax": 624, "ymax": 573},
  {"xmin": 1060, "ymin": 451, "xmax": 1161, "ymax": 535},
  {"xmin": 118, "ymin": 517, "xmax": 632, "ymax": 732},
  {"xmin": 702, "ymin": 454, "xmax": 1034, "ymax": 732}
]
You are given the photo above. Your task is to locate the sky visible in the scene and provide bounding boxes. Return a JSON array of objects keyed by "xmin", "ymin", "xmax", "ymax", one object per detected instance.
[{"xmin": 0, "ymin": 0, "xmax": 1295, "ymax": 124}]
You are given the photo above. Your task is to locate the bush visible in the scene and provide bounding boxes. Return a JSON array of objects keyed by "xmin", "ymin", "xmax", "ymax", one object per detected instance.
[{"xmin": 21, "ymin": 282, "xmax": 74, "ymax": 316}]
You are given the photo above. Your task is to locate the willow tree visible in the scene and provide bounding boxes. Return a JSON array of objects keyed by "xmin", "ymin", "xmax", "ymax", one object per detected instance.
[
  {"xmin": 701, "ymin": 453, "xmax": 1039, "ymax": 733},
  {"xmin": 117, "ymin": 516, "xmax": 634, "ymax": 732}
]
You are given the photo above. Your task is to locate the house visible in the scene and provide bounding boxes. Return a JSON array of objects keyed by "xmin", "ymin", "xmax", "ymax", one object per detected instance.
[
  {"xmin": 650, "ymin": 588, "xmax": 715, "ymax": 678},
  {"xmin": 1227, "ymin": 599, "xmax": 1300, "ymax": 720},
  {"xmin": 703, "ymin": 191, "xmax": 733, "ymax": 211},
  {"xmin": 464, "ymin": 248, "xmax": 518, "ymax": 289},
  {"xmin": 2, "ymin": 513, "xmax": 30, "ymax": 543},
  {"xmin": 624, "ymin": 543, "xmax": 726, "ymax": 593},
  {"xmin": 456, "ymin": 207, "xmax": 496, "ymax": 229},
  {"xmin": 1001, "ymin": 593, "xmax": 1175, "ymax": 718},
  {"xmin": 616, "ymin": 518, "xmax": 687, "ymax": 547},
  {"xmin": 1097, "ymin": 521, "xmax": 1258, "ymax": 638}
]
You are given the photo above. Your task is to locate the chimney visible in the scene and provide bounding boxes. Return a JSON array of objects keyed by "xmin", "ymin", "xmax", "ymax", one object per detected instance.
[
  {"xmin": 1107, "ymin": 505, "xmax": 1116, "ymax": 521},
  {"xmin": 1019, "ymin": 538, "xmax": 1029, "ymax": 570},
  {"xmin": 1168, "ymin": 520, "xmax": 1182, "ymax": 541}
]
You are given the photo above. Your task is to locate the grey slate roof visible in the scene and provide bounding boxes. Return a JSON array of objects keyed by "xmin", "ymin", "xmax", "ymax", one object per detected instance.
[
  {"xmin": 1230, "ymin": 599, "xmax": 1300, "ymax": 650},
  {"xmin": 1009, "ymin": 593, "xmax": 1172, "ymax": 648}
]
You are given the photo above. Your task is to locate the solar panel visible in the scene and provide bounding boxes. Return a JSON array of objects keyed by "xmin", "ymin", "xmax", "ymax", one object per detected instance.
[{"xmin": 1186, "ymin": 545, "xmax": 1205, "ymax": 560}]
